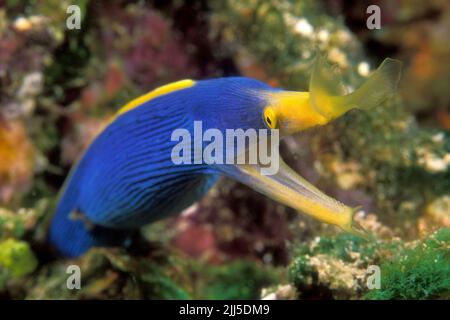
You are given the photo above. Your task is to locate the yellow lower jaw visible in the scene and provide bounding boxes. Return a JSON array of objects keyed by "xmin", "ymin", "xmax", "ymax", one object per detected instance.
[
  {"xmin": 266, "ymin": 175, "xmax": 354, "ymax": 230},
  {"xmin": 275, "ymin": 186, "xmax": 366, "ymax": 237},
  {"xmin": 234, "ymin": 162, "xmax": 358, "ymax": 233}
]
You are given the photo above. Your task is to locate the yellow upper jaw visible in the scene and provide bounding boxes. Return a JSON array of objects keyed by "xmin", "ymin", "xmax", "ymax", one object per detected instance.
[{"xmin": 268, "ymin": 91, "xmax": 329, "ymax": 134}]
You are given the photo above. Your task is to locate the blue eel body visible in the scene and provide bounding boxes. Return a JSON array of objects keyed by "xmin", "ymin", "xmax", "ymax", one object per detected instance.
[{"xmin": 49, "ymin": 77, "xmax": 275, "ymax": 257}]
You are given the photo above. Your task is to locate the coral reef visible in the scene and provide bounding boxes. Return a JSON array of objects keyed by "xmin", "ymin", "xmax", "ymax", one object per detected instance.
[
  {"xmin": 0, "ymin": 0, "xmax": 448, "ymax": 299},
  {"xmin": 287, "ymin": 227, "xmax": 449, "ymax": 300}
]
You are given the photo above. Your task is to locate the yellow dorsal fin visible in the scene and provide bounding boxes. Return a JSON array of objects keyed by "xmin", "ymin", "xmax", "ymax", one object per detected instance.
[{"xmin": 116, "ymin": 79, "xmax": 195, "ymax": 117}]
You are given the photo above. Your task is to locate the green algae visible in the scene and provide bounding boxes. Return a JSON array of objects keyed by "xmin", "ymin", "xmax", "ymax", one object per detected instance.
[
  {"xmin": 287, "ymin": 229, "xmax": 449, "ymax": 300},
  {"xmin": 0, "ymin": 238, "xmax": 38, "ymax": 287},
  {"xmin": 365, "ymin": 228, "xmax": 450, "ymax": 300}
]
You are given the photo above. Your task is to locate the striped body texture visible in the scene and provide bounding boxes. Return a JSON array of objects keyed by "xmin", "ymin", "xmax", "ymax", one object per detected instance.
[{"xmin": 49, "ymin": 77, "xmax": 272, "ymax": 257}]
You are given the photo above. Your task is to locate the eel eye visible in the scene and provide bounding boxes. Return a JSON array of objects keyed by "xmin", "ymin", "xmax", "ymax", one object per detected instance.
[{"xmin": 264, "ymin": 107, "xmax": 277, "ymax": 129}]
